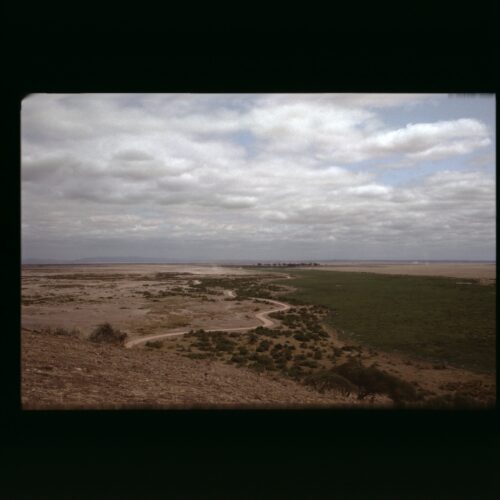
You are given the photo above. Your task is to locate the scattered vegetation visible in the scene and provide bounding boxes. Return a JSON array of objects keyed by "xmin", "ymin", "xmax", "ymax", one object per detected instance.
[{"xmin": 38, "ymin": 326, "xmax": 81, "ymax": 337}]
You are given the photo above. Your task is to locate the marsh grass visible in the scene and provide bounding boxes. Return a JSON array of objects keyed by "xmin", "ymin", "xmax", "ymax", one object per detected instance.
[{"xmin": 279, "ymin": 270, "xmax": 495, "ymax": 373}]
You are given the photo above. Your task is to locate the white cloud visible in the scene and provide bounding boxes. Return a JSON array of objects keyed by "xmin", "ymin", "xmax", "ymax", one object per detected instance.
[{"xmin": 21, "ymin": 94, "xmax": 496, "ymax": 260}]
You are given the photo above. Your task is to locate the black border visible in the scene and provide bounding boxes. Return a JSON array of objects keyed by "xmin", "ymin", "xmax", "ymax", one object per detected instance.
[{"xmin": 3, "ymin": 14, "xmax": 498, "ymax": 499}]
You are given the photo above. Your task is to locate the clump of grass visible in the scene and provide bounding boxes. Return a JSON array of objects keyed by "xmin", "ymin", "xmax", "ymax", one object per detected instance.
[
  {"xmin": 88, "ymin": 323, "xmax": 127, "ymax": 345},
  {"xmin": 417, "ymin": 393, "xmax": 492, "ymax": 409},
  {"xmin": 40, "ymin": 326, "xmax": 81, "ymax": 337},
  {"xmin": 145, "ymin": 340, "xmax": 163, "ymax": 349}
]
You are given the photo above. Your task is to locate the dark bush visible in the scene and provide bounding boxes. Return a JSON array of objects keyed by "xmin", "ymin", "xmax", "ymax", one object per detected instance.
[
  {"xmin": 332, "ymin": 359, "xmax": 418, "ymax": 403},
  {"xmin": 88, "ymin": 323, "xmax": 127, "ymax": 345},
  {"xmin": 256, "ymin": 340, "xmax": 272, "ymax": 352},
  {"xmin": 247, "ymin": 333, "xmax": 258, "ymax": 344},
  {"xmin": 186, "ymin": 352, "xmax": 211, "ymax": 360},
  {"xmin": 230, "ymin": 354, "xmax": 247, "ymax": 365},
  {"xmin": 145, "ymin": 340, "xmax": 163, "ymax": 348},
  {"xmin": 215, "ymin": 337, "xmax": 236, "ymax": 352},
  {"xmin": 419, "ymin": 393, "xmax": 485, "ymax": 409},
  {"xmin": 48, "ymin": 327, "xmax": 80, "ymax": 337},
  {"xmin": 248, "ymin": 354, "xmax": 275, "ymax": 372},
  {"xmin": 298, "ymin": 359, "xmax": 319, "ymax": 369},
  {"xmin": 303, "ymin": 370, "xmax": 356, "ymax": 396}
]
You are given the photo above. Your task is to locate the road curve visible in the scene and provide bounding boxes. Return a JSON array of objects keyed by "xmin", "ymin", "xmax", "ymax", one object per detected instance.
[{"xmin": 124, "ymin": 292, "xmax": 291, "ymax": 348}]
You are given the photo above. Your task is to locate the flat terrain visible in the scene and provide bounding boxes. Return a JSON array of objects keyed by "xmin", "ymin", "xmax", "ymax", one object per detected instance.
[
  {"xmin": 21, "ymin": 263, "xmax": 496, "ymax": 409},
  {"xmin": 21, "ymin": 264, "xmax": 265, "ymax": 338},
  {"xmin": 311, "ymin": 262, "xmax": 496, "ymax": 282},
  {"xmin": 276, "ymin": 268, "xmax": 496, "ymax": 373}
]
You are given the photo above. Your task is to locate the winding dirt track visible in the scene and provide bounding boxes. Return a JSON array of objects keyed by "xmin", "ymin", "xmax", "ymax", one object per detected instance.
[{"xmin": 124, "ymin": 291, "xmax": 292, "ymax": 348}]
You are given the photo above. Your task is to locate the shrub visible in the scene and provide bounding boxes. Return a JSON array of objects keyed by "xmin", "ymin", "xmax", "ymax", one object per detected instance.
[
  {"xmin": 145, "ymin": 340, "xmax": 163, "ymax": 349},
  {"xmin": 293, "ymin": 332, "xmax": 308, "ymax": 342},
  {"xmin": 298, "ymin": 359, "xmax": 319, "ymax": 369},
  {"xmin": 419, "ymin": 393, "xmax": 483, "ymax": 409},
  {"xmin": 247, "ymin": 333, "xmax": 258, "ymax": 344},
  {"xmin": 51, "ymin": 327, "xmax": 80, "ymax": 337},
  {"xmin": 256, "ymin": 340, "xmax": 272, "ymax": 352},
  {"xmin": 88, "ymin": 323, "xmax": 127, "ymax": 345},
  {"xmin": 248, "ymin": 354, "xmax": 275, "ymax": 372},
  {"xmin": 230, "ymin": 354, "xmax": 247, "ymax": 365},
  {"xmin": 303, "ymin": 370, "xmax": 356, "ymax": 396},
  {"xmin": 186, "ymin": 352, "xmax": 211, "ymax": 360},
  {"xmin": 215, "ymin": 337, "xmax": 236, "ymax": 352},
  {"xmin": 332, "ymin": 359, "xmax": 418, "ymax": 403}
]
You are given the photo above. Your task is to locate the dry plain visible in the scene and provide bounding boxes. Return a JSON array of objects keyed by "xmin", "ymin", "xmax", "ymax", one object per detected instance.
[
  {"xmin": 21, "ymin": 263, "xmax": 496, "ymax": 409},
  {"xmin": 312, "ymin": 262, "xmax": 496, "ymax": 283}
]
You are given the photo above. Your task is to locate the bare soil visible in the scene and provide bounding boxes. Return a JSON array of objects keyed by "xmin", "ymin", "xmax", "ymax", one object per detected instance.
[
  {"xmin": 21, "ymin": 265, "xmax": 267, "ymax": 339},
  {"xmin": 312, "ymin": 262, "xmax": 496, "ymax": 282}
]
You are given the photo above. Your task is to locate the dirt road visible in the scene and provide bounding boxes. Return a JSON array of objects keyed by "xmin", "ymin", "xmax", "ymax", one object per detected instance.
[{"xmin": 125, "ymin": 291, "xmax": 291, "ymax": 348}]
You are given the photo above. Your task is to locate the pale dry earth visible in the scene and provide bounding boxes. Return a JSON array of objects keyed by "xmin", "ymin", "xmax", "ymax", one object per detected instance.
[
  {"xmin": 21, "ymin": 265, "xmax": 266, "ymax": 338},
  {"xmin": 125, "ymin": 294, "xmax": 291, "ymax": 347},
  {"xmin": 311, "ymin": 262, "xmax": 496, "ymax": 282}
]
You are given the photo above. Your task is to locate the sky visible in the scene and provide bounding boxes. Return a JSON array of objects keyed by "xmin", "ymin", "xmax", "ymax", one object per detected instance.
[{"xmin": 21, "ymin": 93, "xmax": 496, "ymax": 262}]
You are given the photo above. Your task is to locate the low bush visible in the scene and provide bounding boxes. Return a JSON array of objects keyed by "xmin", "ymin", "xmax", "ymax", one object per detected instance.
[
  {"xmin": 145, "ymin": 340, "xmax": 163, "ymax": 349},
  {"xmin": 214, "ymin": 337, "xmax": 236, "ymax": 352},
  {"xmin": 303, "ymin": 370, "xmax": 356, "ymax": 396},
  {"xmin": 332, "ymin": 359, "xmax": 418, "ymax": 403},
  {"xmin": 256, "ymin": 340, "xmax": 272, "ymax": 352},
  {"xmin": 248, "ymin": 354, "xmax": 275, "ymax": 372},
  {"xmin": 186, "ymin": 352, "xmax": 211, "ymax": 360},
  {"xmin": 418, "ymin": 393, "xmax": 487, "ymax": 409},
  {"xmin": 42, "ymin": 326, "xmax": 80, "ymax": 337},
  {"xmin": 88, "ymin": 323, "xmax": 127, "ymax": 345}
]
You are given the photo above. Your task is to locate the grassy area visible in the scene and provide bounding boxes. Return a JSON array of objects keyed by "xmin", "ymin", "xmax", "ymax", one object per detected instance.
[{"xmin": 273, "ymin": 269, "xmax": 496, "ymax": 373}]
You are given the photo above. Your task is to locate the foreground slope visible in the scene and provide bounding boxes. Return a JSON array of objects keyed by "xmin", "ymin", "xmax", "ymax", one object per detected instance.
[{"xmin": 21, "ymin": 328, "xmax": 359, "ymax": 409}]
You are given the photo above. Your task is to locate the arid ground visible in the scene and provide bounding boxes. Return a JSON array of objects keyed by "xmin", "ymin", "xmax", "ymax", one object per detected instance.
[
  {"xmin": 21, "ymin": 263, "xmax": 496, "ymax": 409},
  {"xmin": 313, "ymin": 262, "xmax": 496, "ymax": 283}
]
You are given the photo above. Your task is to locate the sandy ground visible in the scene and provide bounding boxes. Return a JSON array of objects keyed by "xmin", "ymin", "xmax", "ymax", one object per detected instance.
[
  {"xmin": 23, "ymin": 263, "xmax": 252, "ymax": 276},
  {"xmin": 125, "ymin": 295, "xmax": 291, "ymax": 347},
  {"xmin": 21, "ymin": 265, "xmax": 268, "ymax": 338},
  {"xmin": 311, "ymin": 263, "xmax": 496, "ymax": 281}
]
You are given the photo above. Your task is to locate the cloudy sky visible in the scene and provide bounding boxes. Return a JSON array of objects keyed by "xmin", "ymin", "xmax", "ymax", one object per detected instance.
[{"xmin": 21, "ymin": 93, "xmax": 495, "ymax": 262}]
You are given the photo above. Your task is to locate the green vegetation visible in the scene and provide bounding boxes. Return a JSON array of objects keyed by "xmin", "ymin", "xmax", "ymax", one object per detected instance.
[{"xmin": 279, "ymin": 270, "xmax": 495, "ymax": 373}]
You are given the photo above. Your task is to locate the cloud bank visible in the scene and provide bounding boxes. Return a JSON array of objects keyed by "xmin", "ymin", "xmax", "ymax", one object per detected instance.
[{"xmin": 21, "ymin": 93, "xmax": 495, "ymax": 261}]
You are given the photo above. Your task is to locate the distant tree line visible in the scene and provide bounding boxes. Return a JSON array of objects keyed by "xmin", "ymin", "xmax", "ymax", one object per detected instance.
[{"xmin": 255, "ymin": 262, "xmax": 320, "ymax": 267}]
